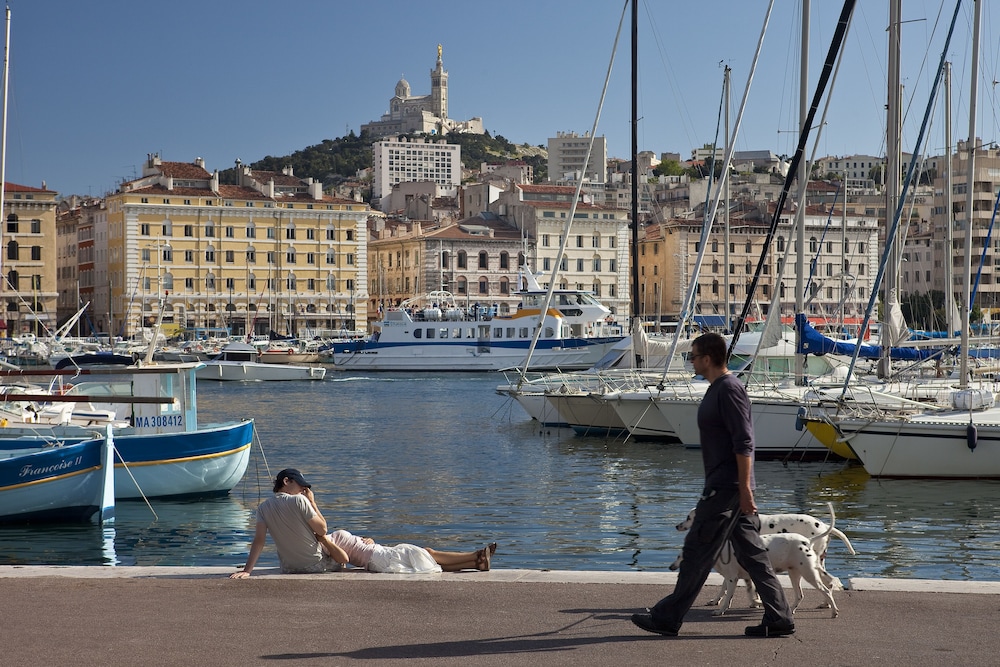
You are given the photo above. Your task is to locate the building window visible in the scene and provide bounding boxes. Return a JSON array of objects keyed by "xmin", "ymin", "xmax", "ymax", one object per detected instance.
[
  {"xmin": 226, "ymin": 250, "xmax": 235, "ymax": 263},
  {"xmin": 593, "ymin": 257, "xmax": 602, "ymax": 272},
  {"xmin": 576, "ymin": 235, "xmax": 584, "ymax": 248},
  {"xmin": 307, "ymin": 253, "xmax": 315, "ymax": 265},
  {"xmin": 286, "ymin": 227, "xmax": 296, "ymax": 240},
  {"xmin": 31, "ymin": 219, "xmax": 41, "ymax": 234},
  {"xmin": 206, "ymin": 248, "xmax": 216, "ymax": 262},
  {"xmin": 499, "ymin": 252, "xmax": 509, "ymax": 269},
  {"xmin": 141, "ymin": 248, "xmax": 151, "ymax": 262},
  {"xmin": 286, "ymin": 251, "xmax": 296, "ymax": 264},
  {"xmin": 609, "ymin": 259, "xmax": 617, "ymax": 272},
  {"xmin": 247, "ymin": 249, "xmax": 256, "ymax": 263},
  {"xmin": 184, "ymin": 225, "xmax": 194, "ymax": 237},
  {"xmin": 326, "ymin": 250, "xmax": 336, "ymax": 265},
  {"xmin": 185, "ymin": 250, "xmax": 194, "ymax": 262},
  {"xmin": 592, "ymin": 235, "xmax": 600, "ymax": 248},
  {"xmin": 346, "ymin": 230, "xmax": 354, "ymax": 241},
  {"xmin": 6, "ymin": 241, "xmax": 17, "ymax": 260},
  {"xmin": 576, "ymin": 258, "xmax": 584, "ymax": 272},
  {"xmin": 287, "ymin": 275, "xmax": 297, "ymax": 290},
  {"xmin": 226, "ymin": 226, "xmax": 235, "ymax": 238},
  {"xmin": 140, "ymin": 224, "xmax": 150, "ymax": 236},
  {"xmin": 267, "ymin": 228, "xmax": 275, "ymax": 239},
  {"xmin": 306, "ymin": 229, "xmax": 315, "ymax": 240},
  {"xmin": 185, "ymin": 277, "xmax": 194, "ymax": 289},
  {"xmin": 479, "ymin": 278, "xmax": 489, "ymax": 294},
  {"xmin": 478, "ymin": 251, "xmax": 488, "ymax": 269},
  {"xmin": 247, "ymin": 225, "xmax": 256, "ymax": 239},
  {"xmin": 205, "ymin": 224, "xmax": 215, "ymax": 238},
  {"xmin": 162, "ymin": 247, "xmax": 173, "ymax": 262},
  {"xmin": 346, "ymin": 254, "xmax": 355, "ymax": 265},
  {"xmin": 542, "ymin": 234, "xmax": 550, "ymax": 247},
  {"xmin": 326, "ymin": 228, "xmax": 336, "ymax": 241},
  {"xmin": 206, "ymin": 274, "xmax": 216, "ymax": 290},
  {"xmin": 457, "ymin": 251, "xmax": 468, "ymax": 269}
]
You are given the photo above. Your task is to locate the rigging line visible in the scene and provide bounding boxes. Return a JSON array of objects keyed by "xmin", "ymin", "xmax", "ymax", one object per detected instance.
[
  {"xmin": 518, "ymin": 0, "xmax": 627, "ymax": 378},
  {"xmin": 640, "ymin": 0, "xmax": 700, "ymax": 151},
  {"xmin": 839, "ymin": 0, "xmax": 963, "ymax": 402},
  {"xmin": 659, "ymin": 0, "xmax": 776, "ymax": 381},
  {"xmin": 729, "ymin": 0, "xmax": 858, "ymax": 361},
  {"xmin": 803, "ymin": 182, "xmax": 842, "ymax": 300},
  {"xmin": 970, "ymin": 188, "xmax": 1000, "ymax": 308}
]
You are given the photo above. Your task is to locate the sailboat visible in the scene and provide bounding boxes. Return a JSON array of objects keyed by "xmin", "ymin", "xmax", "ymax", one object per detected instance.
[{"xmin": 808, "ymin": 0, "xmax": 1000, "ymax": 478}]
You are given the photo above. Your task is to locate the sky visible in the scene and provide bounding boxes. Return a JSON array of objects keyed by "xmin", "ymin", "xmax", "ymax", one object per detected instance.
[{"xmin": 4, "ymin": 0, "xmax": 1000, "ymax": 197}]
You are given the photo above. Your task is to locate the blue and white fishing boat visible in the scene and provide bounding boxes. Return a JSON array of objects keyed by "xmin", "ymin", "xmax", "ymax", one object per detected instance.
[
  {"xmin": 0, "ymin": 426, "xmax": 115, "ymax": 524},
  {"xmin": 0, "ymin": 363, "xmax": 254, "ymax": 499},
  {"xmin": 330, "ymin": 269, "xmax": 625, "ymax": 371}
]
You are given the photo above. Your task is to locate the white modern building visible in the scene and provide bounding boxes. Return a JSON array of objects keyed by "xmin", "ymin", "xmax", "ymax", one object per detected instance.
[
  {"xmin": 547, "ymin": 131, "xmax": 607, "ymax": 184},
  {"xmin": 372, "ymin": 136, "xmax": 462, "ymax": 204}
]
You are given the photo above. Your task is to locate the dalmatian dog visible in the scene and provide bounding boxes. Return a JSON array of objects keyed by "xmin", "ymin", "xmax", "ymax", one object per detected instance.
[{"xmin": 671, "ymin": 503, "xmax": 847, "ymax": 617}]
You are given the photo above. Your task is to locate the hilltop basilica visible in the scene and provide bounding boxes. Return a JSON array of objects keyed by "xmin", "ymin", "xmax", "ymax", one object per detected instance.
[{"xmin": 361, "ymin": 45, "xmax": 484, "ymax": 139}]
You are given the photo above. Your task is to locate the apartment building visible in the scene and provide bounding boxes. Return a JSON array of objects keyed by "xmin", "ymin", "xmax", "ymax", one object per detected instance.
[
  {"xmin": 493, "ymin": 184, "xmax": 630, "ymax": 315},
  {"xmin": 2, "ymin": 182, "xmax": 59, "ymax": 335},
  {"xmin": 105, "ymin": 154, "xmax": 370, "ymax": 339},
  {"xmin": 547, "ymin": 131, "xmax": 607, "ymax": 184},
  {"xmin": 372, "ymin": 136, "xmax": 462, "ymax": 204},
  {"xmin": 367, "ymin": 212, "xmax": 527, "ymax": 317},
  {"xmin": 637, "ymin": 202, "xmax": 879, "ymax": 327}
]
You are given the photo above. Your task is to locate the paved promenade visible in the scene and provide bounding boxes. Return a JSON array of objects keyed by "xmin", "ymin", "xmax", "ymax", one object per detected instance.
[{"xmin": 2, "ymin": 566, "xmax": 998, "ymax": 666}]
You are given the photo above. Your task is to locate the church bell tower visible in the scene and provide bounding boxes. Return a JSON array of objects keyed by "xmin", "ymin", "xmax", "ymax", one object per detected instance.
[{"xmin": 430, "ymin": 44, "xmax": 448, "ymax": 120}]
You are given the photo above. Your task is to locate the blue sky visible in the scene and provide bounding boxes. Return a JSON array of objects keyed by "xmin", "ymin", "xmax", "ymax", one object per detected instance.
[{"xmin": 4, "ymin": 1, "xmax": 998, "ymax": 197}]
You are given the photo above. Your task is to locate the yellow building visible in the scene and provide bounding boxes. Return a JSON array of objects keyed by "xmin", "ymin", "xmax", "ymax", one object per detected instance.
[
  {"xmin": 106, "ymin": 155, "xmax": 369, "ymax": 339},
  {"xmin": 2, "ymin": 182, "xmax": 59, "ymax": 335}
]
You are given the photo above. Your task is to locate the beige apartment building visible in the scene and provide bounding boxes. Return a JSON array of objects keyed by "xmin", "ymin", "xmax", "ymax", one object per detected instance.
[
  {"xmin": 105, "ymin": 155, "xmax": 370, "ymax": 339},
  {"xmin": 930, "ymin": 140, "xmax": 1000, "ymax": 322},
  {"xmin": 3, "ymin": 182, "xmax": 59, "ymax": 335},
  {"xmin": 367, "ymin": 212, "xmax": 528, "ymax": 317},
  {"xmin": 492, "ymin": 184, "xmax": 630, "ymax": 315},
  {"xmin": 637, "ymin": 202, "xmax": 879, "ymax": 328}
]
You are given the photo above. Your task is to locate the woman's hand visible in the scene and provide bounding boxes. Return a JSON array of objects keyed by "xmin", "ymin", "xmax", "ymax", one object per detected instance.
[{"xmin": 230, "ymin": 570, "xmax": 251, "ymax": 579}]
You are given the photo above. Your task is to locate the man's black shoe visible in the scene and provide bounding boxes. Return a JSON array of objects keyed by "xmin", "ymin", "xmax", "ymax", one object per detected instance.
[
  {"xmin": 744, "ymin": 621, "xmax": 795, "ymax": 637},
  {"xmin": 631, "ymin": 613, "xmax": 679, "ymax": 637}
]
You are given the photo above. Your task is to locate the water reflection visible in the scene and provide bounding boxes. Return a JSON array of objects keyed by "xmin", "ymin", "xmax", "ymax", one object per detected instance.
[{"xmin": 3, "ymin": 373, "xmax": 999, "ymax": 580}]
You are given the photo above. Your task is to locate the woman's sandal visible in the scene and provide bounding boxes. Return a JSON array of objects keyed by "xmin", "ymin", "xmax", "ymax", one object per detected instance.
[{"xmin": 476, "ymin": 544, "xmax": 494, "ymax": 571}]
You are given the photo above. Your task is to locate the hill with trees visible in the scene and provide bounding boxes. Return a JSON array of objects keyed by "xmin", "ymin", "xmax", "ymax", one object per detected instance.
[{"xmin": 219, "ymin": 131, "xmax": 548, "ymax": 194}]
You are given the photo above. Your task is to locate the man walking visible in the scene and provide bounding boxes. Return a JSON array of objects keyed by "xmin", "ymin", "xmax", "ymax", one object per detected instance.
[{"xmin": 631, "ymin": 332, "xmax": 795, "ymax": 638}]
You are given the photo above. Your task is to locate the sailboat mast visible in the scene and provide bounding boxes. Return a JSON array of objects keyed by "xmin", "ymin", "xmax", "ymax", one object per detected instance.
[
  {"xmin": 960, "ymin": 0, "xmax": 983, "ymax": 387},
  {"xmin": 794, "ymin": 0, "xmax": 809, "ymax": 384},
  {"xmin": 724, "ymin": 65, "xmax": 731, "ymax": 330},
  {"xmin": 944, "ymin": 61, "xmax": 955, "ymax": 337},
  {"xmin": 0, "ymin": 7, "xmax": 9, "ymax": 281},
  {"xmin": 882, "ymin": 0, "xmax": 902, "ymax": 378},
  {"xmin": 629, "ymin": 0, "xmax": 639, "ymax": 321}
]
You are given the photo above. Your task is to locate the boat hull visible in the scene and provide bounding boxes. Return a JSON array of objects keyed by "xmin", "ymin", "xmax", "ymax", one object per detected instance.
[
  {"xmin": 839, "ymin": 414, "xmax": 1000, "ymax": 478},
  {"xmin": 196, "ymin": 362, "xmax": 326, "ymax": 381},
  {"xmin": 111, "ymin": 419, "xmax": 254, "ymax": 498},
  {"xmin": 332, "ymin": 338, "xmax": 623, "ymax": 372},
  {"xmin": 0, "ymin": 437, "xmax": 108, "ymax": 523}
]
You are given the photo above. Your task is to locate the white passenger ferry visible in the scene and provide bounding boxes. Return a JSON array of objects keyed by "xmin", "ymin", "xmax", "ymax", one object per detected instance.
[{"xmin": 330, "ymin": 271, "xmax": 625, "ymax": 371}]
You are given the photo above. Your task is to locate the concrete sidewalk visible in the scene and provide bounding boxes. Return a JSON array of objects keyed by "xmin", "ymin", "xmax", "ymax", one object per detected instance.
[{"xmin": 2, "ymin": 566, "xmax": 997, "ymax": 666}]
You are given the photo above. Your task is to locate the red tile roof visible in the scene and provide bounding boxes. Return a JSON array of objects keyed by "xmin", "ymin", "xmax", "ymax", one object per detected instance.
[
  {"xmin": 249, "ymin": 170, "xmax": 303, "ymax": 187},
  {"xmin": 4, "ymin": 182, "xmax": 55, "ymax": 193},
  {"xmin": 156, "ymin": 161, "xmax": 212, "ymax": 180}
]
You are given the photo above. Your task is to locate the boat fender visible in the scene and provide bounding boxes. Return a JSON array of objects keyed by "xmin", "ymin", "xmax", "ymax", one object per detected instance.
[
  {"xmin": 288, "ymin": 349, "xmax": 293, "ymax": 355},
  {"xmin": 967, "ymin": 423, "xmax": 978, "ymax": 452},
  {"xmin": 795, "ymin": 406, "xmax": 805, "ymax": 432}
]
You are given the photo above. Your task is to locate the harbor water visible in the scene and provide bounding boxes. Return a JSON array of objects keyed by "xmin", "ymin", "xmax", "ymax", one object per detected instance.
[{"xmin": 2, "ymin": 371, "xmax": 1000, "ymax": 581}]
